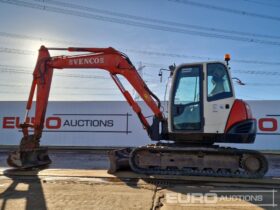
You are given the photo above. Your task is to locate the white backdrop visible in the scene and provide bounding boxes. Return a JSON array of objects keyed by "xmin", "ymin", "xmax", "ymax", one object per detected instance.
[{"xmin": 0, "ymin": 100, "xmax": 279, "ymax": 150}]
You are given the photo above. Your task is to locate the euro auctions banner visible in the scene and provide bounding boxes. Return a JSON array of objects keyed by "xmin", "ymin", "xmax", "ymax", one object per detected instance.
[
  {"xmin": 0, "ymin": 101, "xmax": 151, "ymax": 147},
  {"xmin": 0, "ymin": 101, "xmax": 279, "ymax": 150}
]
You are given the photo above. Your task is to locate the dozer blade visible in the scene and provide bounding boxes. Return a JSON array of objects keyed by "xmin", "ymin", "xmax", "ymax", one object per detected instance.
[
  {"xmin": 107, "ymin": 148, "xmax": 132, "ymax": 174},
  {"xmin": 7, "ymin": 147, "xmax": 51, "ymax": 169}
]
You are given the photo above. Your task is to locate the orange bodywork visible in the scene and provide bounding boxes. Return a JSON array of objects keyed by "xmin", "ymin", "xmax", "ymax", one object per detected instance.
[
  {"xmin": 22, "ymin": 46, "xmax": 164, "ymax": 140},
  {"xmin": 224, "ymin": 99, "xmax": 251, "ymax": 133}
]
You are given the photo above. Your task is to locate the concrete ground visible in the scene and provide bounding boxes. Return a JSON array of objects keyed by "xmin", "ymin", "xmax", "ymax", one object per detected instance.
[{"xmin": 0, "ymin": 149, "xmax": 279, "ymax": 210}]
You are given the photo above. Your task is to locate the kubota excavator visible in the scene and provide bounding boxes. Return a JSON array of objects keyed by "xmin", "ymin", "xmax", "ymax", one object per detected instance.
[{"xmin": 7, "ymin": 46, "xmax": 268, "ymax": 178}]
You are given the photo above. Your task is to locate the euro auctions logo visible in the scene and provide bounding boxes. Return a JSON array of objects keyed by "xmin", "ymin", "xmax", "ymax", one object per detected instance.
[
  {"xmin": 165, "ymin": 189, "xmax": 278, "ymax": 207},
  {"xmin": 1, "ymin": 113, "xmax": 130, "ymax": 134},
  {"xmin": 2, "ymin": 116, "xmax": 61, "ymax": 129},
  {"xmin": 2, "ymin": 116, "xmax": 114, "ymax": 130}
]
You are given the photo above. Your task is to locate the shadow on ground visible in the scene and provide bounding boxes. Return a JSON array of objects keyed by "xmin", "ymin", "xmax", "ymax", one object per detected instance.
[{"xmin": 0, "ymin": 169, "xmax": 47, "ymax": 210}]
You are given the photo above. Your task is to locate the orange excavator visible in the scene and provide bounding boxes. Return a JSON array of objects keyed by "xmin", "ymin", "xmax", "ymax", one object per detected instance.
[{"xmin": 7, "ymin": 46, "xmax": 268, "ymax": 178}]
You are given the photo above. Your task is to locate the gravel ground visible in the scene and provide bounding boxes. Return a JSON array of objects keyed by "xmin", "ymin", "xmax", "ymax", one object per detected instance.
[{"xmin": 0, "ymin": 149, "xmax": 279, "ymax": 210}]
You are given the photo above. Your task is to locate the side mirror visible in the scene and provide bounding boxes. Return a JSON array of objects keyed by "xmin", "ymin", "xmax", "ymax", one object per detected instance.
[
  {"xmin": 232, "ymin": 77, "xmax": 245, "ymax": 86},
  {"xmin": 158, "ymin": 64, "xmax": 176, "ymax": 82}
]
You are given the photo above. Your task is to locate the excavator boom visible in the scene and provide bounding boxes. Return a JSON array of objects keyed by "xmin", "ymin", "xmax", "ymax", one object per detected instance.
[
  {"xmin": 7, "ymin": 45, "xmax": 164, "ymax": 169},
  {"xmin": 24, "ymin": 46, "xmax": 164, "ymax": 140}
]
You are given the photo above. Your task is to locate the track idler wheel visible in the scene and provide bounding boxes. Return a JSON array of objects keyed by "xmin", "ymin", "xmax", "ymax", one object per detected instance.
[
  {"xmin": 240, "ymin": 153, "xmax": 268, "ymax": 176},
  {"xmin": 107, "ymin": 148, "xmax": 132, "ymax": 174}
]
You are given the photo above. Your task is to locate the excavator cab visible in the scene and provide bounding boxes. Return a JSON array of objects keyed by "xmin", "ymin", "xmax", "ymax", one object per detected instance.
[{"xmin": 167, "ymin": 61, "xmax": 256, "ymax": 143}]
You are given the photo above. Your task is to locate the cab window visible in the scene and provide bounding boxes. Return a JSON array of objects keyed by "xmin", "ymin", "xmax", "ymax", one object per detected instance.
[
  {"xmin": 172, "ymin": 66, "xmax": 202, "ymax": 131},
  {"xmin": 207, "ymin": 63, "xmax": 233, "ymax": 101}
]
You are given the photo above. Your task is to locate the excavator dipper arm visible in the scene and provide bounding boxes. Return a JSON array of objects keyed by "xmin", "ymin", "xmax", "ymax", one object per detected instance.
[{"xmin": 7, "ymin": 45, "xmax": 164, "ymax": 169}]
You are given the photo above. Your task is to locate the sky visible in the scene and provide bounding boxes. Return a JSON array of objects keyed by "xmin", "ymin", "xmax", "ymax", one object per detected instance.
[{"xmin": 0, "ymin": 0, "xmax": 280, "ymax": 101}]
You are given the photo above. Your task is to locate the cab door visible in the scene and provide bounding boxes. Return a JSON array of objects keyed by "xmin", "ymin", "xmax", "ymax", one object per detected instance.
[
  {"xmin": 203, "ymin": 62, "xmax": 235, "ymax": 133},
  {"xmin": 169, "ymin": 64, "xmax": 204, "ymax": 132}
]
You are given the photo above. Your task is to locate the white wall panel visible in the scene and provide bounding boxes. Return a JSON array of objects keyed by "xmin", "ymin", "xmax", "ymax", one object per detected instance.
[{"xmin": 0, "ymin": 100, "xmax": 279, "ymax": 150}]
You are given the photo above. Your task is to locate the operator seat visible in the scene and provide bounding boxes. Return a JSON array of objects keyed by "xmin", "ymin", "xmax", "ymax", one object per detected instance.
[{"xmin": 210, "ymin": 77, "xmax": 225, "ymax": 96}]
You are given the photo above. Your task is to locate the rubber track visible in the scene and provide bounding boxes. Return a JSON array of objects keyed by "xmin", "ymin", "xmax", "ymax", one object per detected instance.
[{"xmin": 129, "ymin": 145, "xmax": 268, "ymax": 178}]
